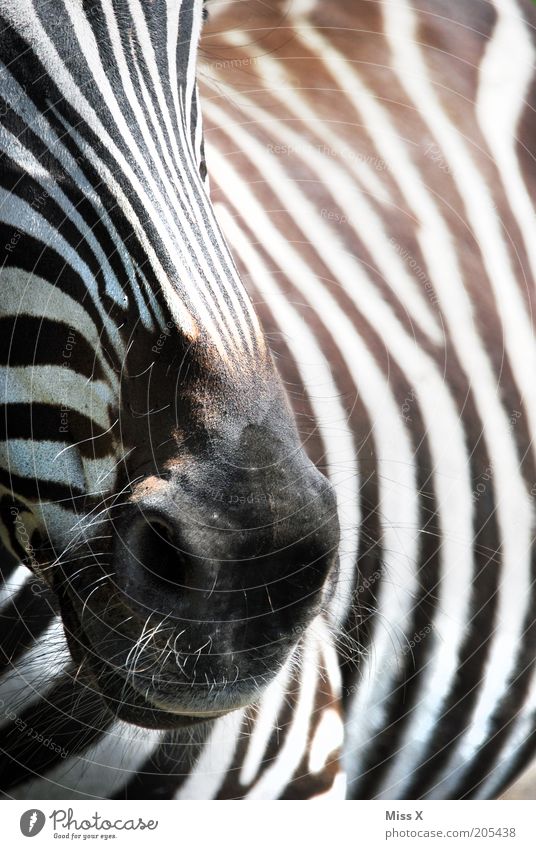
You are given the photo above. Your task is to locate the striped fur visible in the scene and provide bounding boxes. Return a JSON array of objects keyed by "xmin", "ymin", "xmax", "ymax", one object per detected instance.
[
  {"xmin": 200, "ymin": 0, "xmax": 536, "ymax": 798},
  {"xmin": 1, "ymin": 0, "xmax": 536, "ymax": 799},
  {"xmin": 0, "ymin": 0, "xmax": 343, "ymax": 799}
]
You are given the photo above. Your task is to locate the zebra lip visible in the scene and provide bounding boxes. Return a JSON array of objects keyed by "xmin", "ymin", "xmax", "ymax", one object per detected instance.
[
  {"xmin": 84, "ymin": 652, "xmax": 234, "ymax": 726},
  {"xmin": 126, "ymin": 677, "xmax": 250, "ymax": 717},
  {"xmin": 144, "ymin": 702, "xmax": 232, "ymax": 718},
  {"xmin": 86, "ymin": 647, "xmax": 235, "ymax": 720}
]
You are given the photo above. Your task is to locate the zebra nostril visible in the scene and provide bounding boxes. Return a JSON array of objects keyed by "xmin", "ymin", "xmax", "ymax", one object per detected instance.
[{"xmin": 128, "ymin": 517, "xmax": 189, "ymax": 588}]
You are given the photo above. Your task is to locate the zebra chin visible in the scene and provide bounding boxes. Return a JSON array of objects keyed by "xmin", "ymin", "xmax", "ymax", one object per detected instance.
[
  {"xmin": 55, "ymin": 576, "xmax": 338, "ymax": 731},
  {"xmin": 53, "ymin": 457, "xmax": 340, "ymax": 730}
]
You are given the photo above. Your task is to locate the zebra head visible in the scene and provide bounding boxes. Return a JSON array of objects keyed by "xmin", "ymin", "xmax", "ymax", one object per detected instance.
[{"xmin": 0, "ymin": 0, "xmax": 340, "ymax": 728}]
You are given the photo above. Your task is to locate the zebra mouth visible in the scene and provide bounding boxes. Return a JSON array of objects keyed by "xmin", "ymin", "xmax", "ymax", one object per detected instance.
[{"xmin": 57, "ymin": 583, "xmax": 245, "ymax": 729}]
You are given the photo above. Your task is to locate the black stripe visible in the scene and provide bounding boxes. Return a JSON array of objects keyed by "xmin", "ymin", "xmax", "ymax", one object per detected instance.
[
  {"xmin": 0, "ymin": 580, "xmax": 57, "ymax": 675},
  {"xmin": 111, "ymin": 730, "xmax": 207, "ymax": 800},
  {"xmin": 0, "ymin": 467, "xmax": 85, "ymax": 504},
  {"xmin": 0, "ymin": 316, "xmax": 106, "ymax": 383},
  {"xmin": 0, "ymin": 403, "xmax": 115, "ymax": 460},
  {"xmin": 0, "ymin": 674, "xmax": 110, "ymax": 791},
  {"xmin": 0, "ymin": 496, "xmax": 31, "ymax": 571}
]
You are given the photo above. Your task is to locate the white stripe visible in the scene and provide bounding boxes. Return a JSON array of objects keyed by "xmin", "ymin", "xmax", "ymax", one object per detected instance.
[
  {"xmin": 0, "ymin": 563, "xmax": 29, "ymax": 608},
  {"xmin": 285, "ymin": 0, "xmax": 318, "ymax": 16},
  {"xmin": 166, "ymin": 0, "xmax": 185, "ymax": 134},
  {"xmin": 0, "ymin": 618, "xmax": 70, "ymax": 728},
  {"xmin": 175, "ymin": 708, "xmax": 245, "ymax": 799},
  {"xmin": 308, "ymin": 709, "xmax": 344, "ymax": 774},
  {"xmin": 314, "ymin": 616, "xmax": 343, "ymax": 698},
  {"xmin": 11, "ymin": 720, "xmax": 162, "ymax": 800},
  {"xmin": 0, "ymin": 440, "xmax": 85, "ymax": 490},
  {"xmin": 239, "ymin": 652, "xmax": 294, "ymax": 787},
  {"xmin": 245, "ymin": 634, "xmax": 319, "ymax": 798},
  {"xmin": 477, "ymin": 0, "xmax": 536, "ymax": 283},
  {"xmin": 1, "ymin": 441, "xmax": 114, "ymax": 509}
]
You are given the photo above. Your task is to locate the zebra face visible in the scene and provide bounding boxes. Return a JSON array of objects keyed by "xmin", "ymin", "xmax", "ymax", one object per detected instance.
[{"xmin": 0, "ymin": 0, "xmax": 340, "ymax": 728}]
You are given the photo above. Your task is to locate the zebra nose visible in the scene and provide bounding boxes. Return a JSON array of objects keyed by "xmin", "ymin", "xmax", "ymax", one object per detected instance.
[{"xmin": 113, "ymin": 470, "xmax": 340, "ymax": 619}]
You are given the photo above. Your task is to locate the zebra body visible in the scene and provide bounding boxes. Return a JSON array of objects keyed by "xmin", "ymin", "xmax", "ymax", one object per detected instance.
[
  {"xmin": 0, "ymin": 0, "xmax": 343, "ymax": 800},
  {"xmin": 200, "ymin": 0, "xmax": 536, "ymax": 799},
  {"xmin": 1, "ymin": 0, "xmax": 536, "ymax": 799}
]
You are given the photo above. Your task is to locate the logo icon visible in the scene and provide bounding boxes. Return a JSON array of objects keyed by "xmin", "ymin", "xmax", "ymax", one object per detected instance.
[{"xmin": 20, "ymin": 810, "xmax": 46, "ymax": 837}]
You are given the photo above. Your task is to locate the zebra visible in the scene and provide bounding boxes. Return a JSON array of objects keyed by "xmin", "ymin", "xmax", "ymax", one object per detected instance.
[
  {"xmin": 0, "ymin": 0, "xmax": 342, "ymax": 800},
  {"xmin": 0, "ymin": 0, "xmax": 535, "ymax": 802}
]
